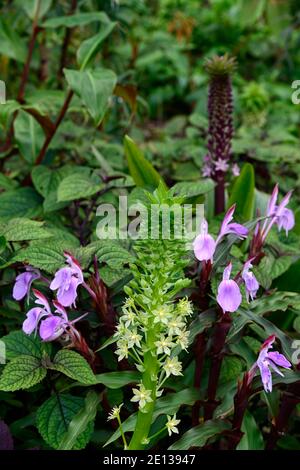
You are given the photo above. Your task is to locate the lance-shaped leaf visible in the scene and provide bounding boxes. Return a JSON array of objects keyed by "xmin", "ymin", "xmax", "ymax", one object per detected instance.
[
  {"xmin": 124, "ymin": 135, "xmax": 167, "ymax": 190},
  {"xmin": 168, "ymin": 419, "xmax": 231, "ymax": 450},
  {"xmin": 64, "ymin": 68, "xmax": 117, "ymax": 126},
  {"xmin": 77, "ymin": 22, "xmax": 117, "ymax": 70},
  {"xmin": 228, "ymin": 163, "xmax": 255, "ymax": 221},
  {"xmin": 236, "ymin": 411, "xmax": 264, "ymax": 450},
  {"xmin": 58, "ymin": 391, "xmax": 100, "ymax": 450},
  {"xmin": 42, "ymin": 12, "xmax": 109, "ymax": 28},
  {"xmin": 14, "ymin": 110, "xmax": 45, "ymax": 163}
]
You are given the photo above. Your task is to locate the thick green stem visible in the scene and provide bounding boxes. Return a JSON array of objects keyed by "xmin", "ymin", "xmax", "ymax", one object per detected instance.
[{"xmin": 128, "ymin": 330, "xmax": 159, "ymax": 450}]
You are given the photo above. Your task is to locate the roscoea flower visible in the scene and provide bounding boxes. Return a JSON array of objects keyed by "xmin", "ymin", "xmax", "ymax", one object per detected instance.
[
  {"xmin": 216, "ymin": 205, "xmax": 248, "ymax": 244},
  {"xmin": 193, "ymin": 219, "xmax": 216, "ymax": 261},
  {"xmin": 50, "ymin": 252, "xmax": 83, "ymax": 307},
  {"xmin": 242, "ymin": 259, "xmax": 259, "ymax": 302},
  {"xmin": 22, "ymin": 289, "xmax": 51, "ymax": 335},
  {"xmin": 275, "ymin": 207, "xmax": 295, "ymax": 236},
  {"xmin": 217, "ymin": 263, "xmax": 242, "ymax": 313},
  {"xmin": 250, "ymin": 335, "xmax": 291, "ymax": 393},
  {"xmin": 261, "ymin": 185, "xmax": 294, "ymax": 241},
  {"xmin": 13, "ymin": 267, "xmax": 40, "ymax": 301}
]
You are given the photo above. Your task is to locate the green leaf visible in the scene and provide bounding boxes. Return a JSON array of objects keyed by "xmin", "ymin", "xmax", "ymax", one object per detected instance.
[
  {"xmin": 228, "ymin": 163, "xmax": 255, "ymax": 220},
  {"xmin": 170, "ymin": 180, "xmax": 214, "ymax": 199},
  {"xmin": 0, "ymin": 20, "xmax": 27, "ymax": 62},
  {"xmin": 42, "ymin": 12, "xmax": 109, "ymax": 28},
  {"xmin": 94, "ymin": 371, "xmax": 140, "ymax": 389},
  {"xmin": 1, "ymin": 331, "xmax": 52, "ymax": 360},
  {"xmin": 58, "ymin": 391, "xmax": 99, "ymax": 450},
  {"xmin": 0, "ymin": 218, "xmax": 52, "ymax": 241},
  {"xmin": 16, "ymin": 0, "xmax": 52, "ymax": 20},
  {"xmin": 238, "ymin": 307, "xmax": 293, "ymax": 360},
  {"xmin": 14, "ymin": 110, "xmax": 45, "ymax": 163},
  {"xmin": 57, "ymin": 173, "xmax": 103, "ymax": 202},
  {"xmin": 0, "ymin": 172, "xmax": 19, "ymax": 191},
  {"xmin": 253, "ymin": 255, "xmax": 293, "ymax": 289},
  {"xmin": 239, "ymin": 0, "xmax": 266, "ymax": 27},
  {"xmin": 0, "ymin": 355, "xmax": 46, "ymax": 391},
  {"xmin": 169, "ymin": 419, "xmax": 231, "ymax": 450},
  {"xmin": 64, "ymin": 68, "xmax": 117, "ymax": 126},
  {"xmin": 250, "ymin": 291, "xmax": 300, "ymax": 316},
  {"xmin": 77, "ymin": 22, "xmax": 117, "ymax": 70},
  {"xmin": 50, "ymin": 350, "xmax": 96, "ymax": 385},
  {"xmin": 36, "ymin": 394, "xmax": 93, "ymax": 449},
  {"xmin": 188, "ymin": 309, "xmax": 217, "ymax": 344},
  {"xmin": 124, "ymin": 135, "xmax": 167, "ymax": 190},
  {"xmin": 0, "ymin": 188, "xmax": 42, "ymax": 220},
  {"xmin": 219, "ymin": 356, "xmax": 243, "ymax": 384},
  {"xmin": 7, "ymin": 241, "xmax": 66, "ymax": 273},
  {"xmin": 236, "ymin": 411, "xmax": 264, "ymax": 450}
]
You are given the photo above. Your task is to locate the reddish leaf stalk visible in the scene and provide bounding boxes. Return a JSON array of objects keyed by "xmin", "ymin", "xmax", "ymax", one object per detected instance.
[
  {"xmin": 204, "ymin": 311, "xmax": 232, "ymax": 420},
  {"xmin": 265, "ymin": 380, "xmax": 300, "ymax": 450}
]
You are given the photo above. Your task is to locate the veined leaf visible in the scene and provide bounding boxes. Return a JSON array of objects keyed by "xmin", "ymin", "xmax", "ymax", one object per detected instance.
[
  {"xmin": 0, "ymin": 331, "xmax": 52, "ymax": 360},
  {"xmin": 57, "ymin": 173, "xmax": 103, "ymax": 202},
  {"xmin": 64, "ymin": 68, "xmax": 117, "ymax": 126},
  {"xmin": 0, "ymin": 218, "xmax": 52, "ymax": 241},
  {"xmin": 50, "ymin": 350, "xmax": 96, "ymax": 385},
  {"xmin": 36, "ymin": 394, "xmax": 93, "ymax": 449},
  {"xmin": 14, "ymin": 110, "xmax": 45, "ymax": 163},
  {"xmin": 0, "ymin": 188, "xmax": 42, "ymax": 220},
  {"xmin": 0, "ymin": 355, "xmax": 46, "ymax": 391}
]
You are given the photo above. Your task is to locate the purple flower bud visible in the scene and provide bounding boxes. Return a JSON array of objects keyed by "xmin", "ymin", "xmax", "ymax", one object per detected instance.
[
  {"xmin": 50, "ymin": 252, "xmax": 83, "ymax": 307},
  {"xmin": 254, "ymin": 335, "xmax": 292, "ymax": 393},
  {"xmin": 13, "ymin": 267, "xmax": 40, "ymax": 301},
  {"xmin": 242, "ymin": 259, "xmax": 259, "ymax": 302},
  {"xmin": 216, "ymin": 204, "xmax": 248, "ymax": 244},
  {"xmin": 232, "ymin": 163, "xmax": 240, "ymax": 177},
  {"xmin": 217, "ymin": 263, "xmax": 242, "ymax": 313},
  {"xmin": 193, "ymin": 220, "xmax": 216, "ymax": 261}
]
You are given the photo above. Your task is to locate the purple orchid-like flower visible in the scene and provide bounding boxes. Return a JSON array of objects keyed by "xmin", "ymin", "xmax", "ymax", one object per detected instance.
[
  {"xmin": 250, "ymin": 335, "xmax": 292, "ymax": 393},
  {"xmin": 50, "ymin": 252, "xmax": 83, "ymax": 307},
  {"xmin": 22, "ymin": 289, "xmax": 51, "ymax": 335},
  {"xmin": 214, "ymin": 159, "xmax": 229, "ymax": 173},
  {"xmin": 193, "ymin": 219, "xmax": 216, "ymax": 261},
  {"xmin": 217, "ymin": 262, "xmax": 242, "ymax": 313},
  {"xmin": 242, "ymin": 259, "xmax": 259, "ymax": 302},
  {"xmin": 261, "ymin": 184, "xmax": 294, "ymax": 242},
  {"xmin": 13, "ymin": 267, "xmax": 40, "ymax": 301},
  {"xmin": 216, "ymin": 204, "xmax": 248, "ymax": 245}
]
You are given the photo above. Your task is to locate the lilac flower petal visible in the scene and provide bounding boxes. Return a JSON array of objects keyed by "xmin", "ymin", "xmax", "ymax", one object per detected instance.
[
  {"xmin": 276, "ymin": 208, "xmax": 295, "ymax": 235},
  {"xmin": 217, "ymin": 279, "xmax": 242, "ymax": 313},
  {"xmin": 223, "ymin": 262, "xmax": 232, "ymax": 281},
  {"xmin": 50, "ymin": 268, "xmax": 72, "ymax": 291},
  {"xmin": 57, "ymin": 278, "xmax": 78, "ymax": 307},
  {"xmin": 39, "ymin": 316, "xmax": 64, "ymax": 341},
  {"xmin": 258, "ymin": 361, "xmax": 273, "ymax": 392},
  {"xmin": 193, "ymin": 234, "xmax": 216, "ymax": 261},
  {"xmin": 226, "ymin": 223, "xmax": 248, "ymax": 238},
  {"xmin": 22, "ymin": 308, "xmax": 44, "ymax": 335},
  {"xmin": 13, "ymin": 271, "xmax": 39, "ymax": 301},
  {"xmin": 267, "ymin": 184, "xmax": 278, "ymax": 217},
  {"xmin": 268, "ymin": 352, "xmax": 292, "ymax": 369}
]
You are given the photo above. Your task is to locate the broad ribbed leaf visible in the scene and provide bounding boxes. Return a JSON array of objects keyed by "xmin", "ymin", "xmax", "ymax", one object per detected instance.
[
  {"xmin": 50, "ymin": 350, "xmax": 96, "ymax": 385},
  {"xmin": 36, "ymin": 394, "xmax": 93, "ymax": 449},
  {"xmin": 1, "ymin": 331, "xmax": 52, "ymax": 360},
  {"xmin": 0, "ymin": 355, "xmax": 46, "ymax": 391}
]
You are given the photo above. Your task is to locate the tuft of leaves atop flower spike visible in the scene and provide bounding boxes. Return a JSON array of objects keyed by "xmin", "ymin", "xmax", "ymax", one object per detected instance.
[{"xmin": 205, "ymin": 54, "xmax": 236, "ymax": 77}]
